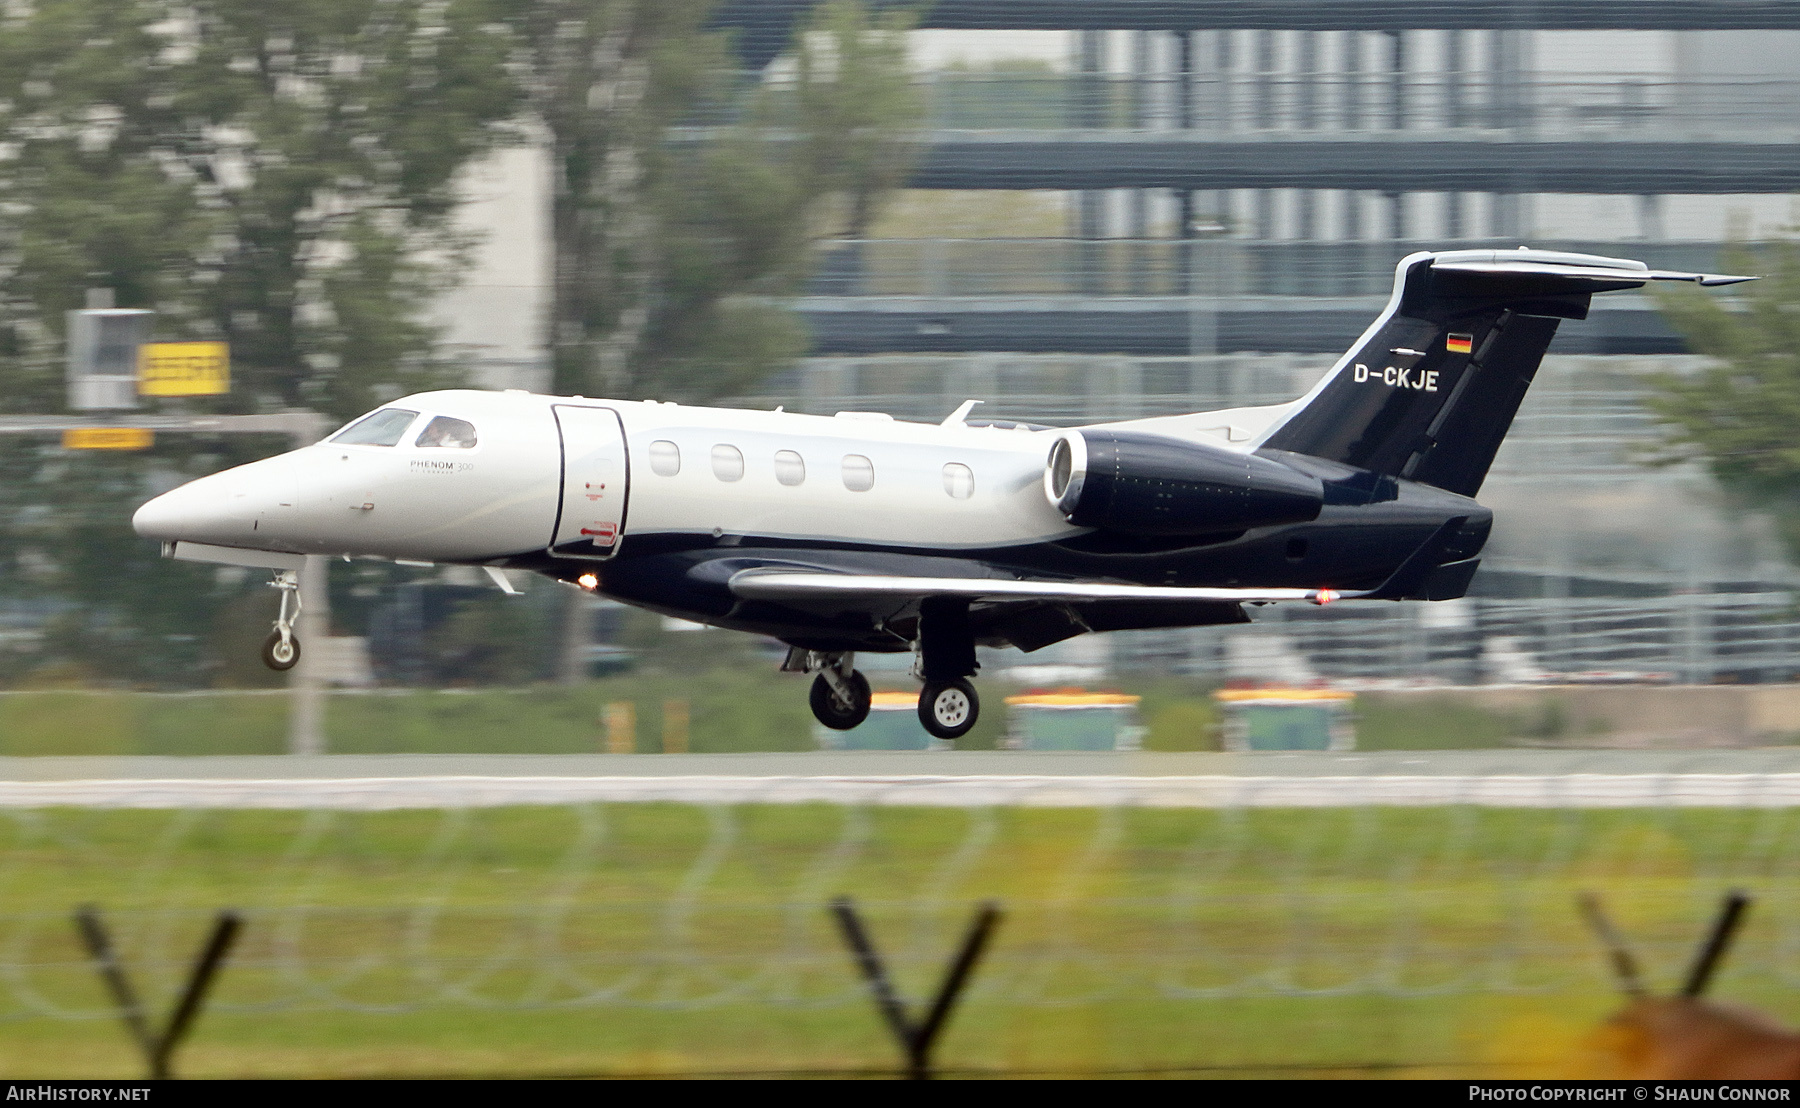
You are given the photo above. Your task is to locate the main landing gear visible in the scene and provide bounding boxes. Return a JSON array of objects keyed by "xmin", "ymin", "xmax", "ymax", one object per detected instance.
[
  {"xmin": 789, "ymin": 649, "xmax": 871, "ymax": 730},
  {"xmin": 917, "ymin": 677, "xmax": 978, "ymax": 741},
  {"xmin": 788, "ymin": 597, "xmax": 984, "ymax": 743},
  {"xmin": 261, "ymin": 569, "xmax": 302, "ymax": 672},
  {"xmin": 913, "ymin": 597, "xmax": 980, "ymax": 741}
]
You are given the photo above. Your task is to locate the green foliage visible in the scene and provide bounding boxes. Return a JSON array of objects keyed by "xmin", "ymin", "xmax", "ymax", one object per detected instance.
[
  {"xmin": 531, "ymin": 0, "xmax": 923, "ymax": 401},
  {"xmin": 422, "ymin": 592, "xmax": 558, "ymax": 688},
  {"xmin": 0, "ymin": 2, "xmax": 922, "ymax": 687},
  {"xmin": 1648, "ymin": 242, "xmax": 1800, "ymax": 559},
  {"xmin": 1352, "ymin": 694, "xmax": 1526, "ymax": 751},
  {"xmin": 0, "ymin": 0, "xmax": 521, "ymax": 420},
  {"xmin": 0, "ymin": 1, "xmax": 519, "ymax": 687}
]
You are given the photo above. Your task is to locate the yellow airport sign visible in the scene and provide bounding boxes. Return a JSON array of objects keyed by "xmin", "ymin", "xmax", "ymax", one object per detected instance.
[
  {"xmin": 63, "ymin": 427, "xmax": 154, "ymax": 451},
  {"xmin": 137, "ymin": 341, "xmax": 229, "ymax": 396}
]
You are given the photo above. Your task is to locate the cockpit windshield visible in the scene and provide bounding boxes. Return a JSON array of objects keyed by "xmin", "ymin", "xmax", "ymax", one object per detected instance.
[
  {"xmin": 414, "ymin": 416, "xmax": 477, "ymax": 449},
  {"xmin": 331, "ymin": 408, "xmax": 420, "ymax": 447}
]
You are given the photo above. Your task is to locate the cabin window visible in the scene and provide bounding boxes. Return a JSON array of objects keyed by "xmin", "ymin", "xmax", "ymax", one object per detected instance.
[
  {"xmin": 942, "ymin": 462, "xmax": 974, "ymax": 500},
  {"xmin": 841, "ymin": 454, "xmax": 875, "ymax": 492},
  {"xmin": 711, "ymin": 443, "xmax": 745, "ymax": 482},
  {"xmin": 414, "ymin": 416, "xmax": 477, "ymax": 449},
  {"xmin": 331, "ymin": 408, "xmax": 418, "ymax": 447},
  {"xmin": 774, "ymin": 449, "xmax": 806, "ymax": 486},
  {"xmin": 649, "ymin": 440, "xmax": 681, "ymax": 477}
]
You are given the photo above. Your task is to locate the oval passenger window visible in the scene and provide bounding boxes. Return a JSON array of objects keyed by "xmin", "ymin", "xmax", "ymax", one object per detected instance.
[
  {"xmin": 649, "ymin": 440, "xmax": 681, "ymax": 477},
  {"xmin": 414, "ymin": 416, "xmax": 477, "ymax": 449},
  {"xmin": 841, "ymin": 454, "xmax": 875, "ymax": 492},
  {"xmin": 711, "ymin": 444, "xmax": 745, "ymax": 482},
  {"xmin": 942, "ymin": 462, "xmax": 974, "ymax": 499},
  {"xmin": 331, "ymin": 408, "xmax": 419, "ymax": 447},
  {"xmin": 773, "ymin": 450, "xmax": 805, "ymax": 486}
]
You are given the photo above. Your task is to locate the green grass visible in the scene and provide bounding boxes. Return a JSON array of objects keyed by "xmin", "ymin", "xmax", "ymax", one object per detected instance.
[
  {"xmin": 0, "ymin": 668, "xmax": 1031, "ymax": 756},
  {"xmin": 0, "ymin": 677, "xmax": 1553, "ymax": 757},
  {"xmin": 0, "ymin": 802, "xmax": 1793, "ymax": 1078}
]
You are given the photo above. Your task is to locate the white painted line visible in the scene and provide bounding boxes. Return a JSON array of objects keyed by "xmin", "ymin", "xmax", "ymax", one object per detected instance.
[{"xmin": 0, "ymin": 774, "xmax": 1795, "ymax": 809}]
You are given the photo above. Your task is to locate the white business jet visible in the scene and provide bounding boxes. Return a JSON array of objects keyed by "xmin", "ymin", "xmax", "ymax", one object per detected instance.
[{"xmin": 133, "ymin": 249, "xmax": 1748, "ymax": 739}]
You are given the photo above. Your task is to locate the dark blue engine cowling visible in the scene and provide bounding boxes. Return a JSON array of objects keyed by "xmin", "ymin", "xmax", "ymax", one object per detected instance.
[{"xmin": 1045, "ymin": 429, "xmax": 1324, "ymax": 536}]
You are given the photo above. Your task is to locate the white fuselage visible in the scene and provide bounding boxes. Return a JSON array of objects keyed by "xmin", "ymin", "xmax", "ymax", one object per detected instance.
[{"xmin": 133, "ymin": 389, "xmax": 1137, "ymax": 563}]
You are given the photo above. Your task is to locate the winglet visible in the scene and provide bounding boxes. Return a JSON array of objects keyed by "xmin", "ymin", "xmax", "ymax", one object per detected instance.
[
  {"xmin": 1348, "ymin": 517, "xmax": 1468, "ymax": 601},
  {"xmin": 483, "ymin": 565, "xmax": 521, "ymax": 595}
]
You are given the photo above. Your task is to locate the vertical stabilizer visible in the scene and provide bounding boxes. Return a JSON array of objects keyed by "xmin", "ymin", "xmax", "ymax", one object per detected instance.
[{"xmin": 1257, "ymin": 249, "xmax": 1750, "ymax": 496}]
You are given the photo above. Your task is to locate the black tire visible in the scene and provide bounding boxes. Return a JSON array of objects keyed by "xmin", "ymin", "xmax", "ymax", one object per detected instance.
[
  {"xmin": 918, "ymin": 678, "xmax": 979, "ymax": 741},
  {"xmin": 809, "ymin": 670, "xmax": 871, "ymax": 730},
  {"xmin": 262, "ymin": 630, "xmax": 301, "ymax": 672}
]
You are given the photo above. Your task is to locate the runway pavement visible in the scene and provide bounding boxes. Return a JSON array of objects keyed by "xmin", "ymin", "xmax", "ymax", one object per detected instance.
[{"xmin": 0, "ymin": 749, "xmax": 1796, "ymax": 809}]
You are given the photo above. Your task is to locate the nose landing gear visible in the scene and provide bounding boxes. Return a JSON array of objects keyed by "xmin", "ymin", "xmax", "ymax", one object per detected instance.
[{"xmin": 261, "ymin": 570, "xmax": 302, "ymax": 672}]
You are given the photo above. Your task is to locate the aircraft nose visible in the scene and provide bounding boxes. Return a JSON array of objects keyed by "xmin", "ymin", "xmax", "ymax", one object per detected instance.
[
  {"xmin": 132, "ymin": 456, "xmax": 297, "ymax": 547},
  {"xmin": 132, "ymin": 472, "xmax": 237, "ymax": 543}
]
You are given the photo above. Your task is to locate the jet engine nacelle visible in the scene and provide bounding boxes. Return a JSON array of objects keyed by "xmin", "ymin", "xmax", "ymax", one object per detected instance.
[{"xmin": 1044, "ymin": 429, "xmax": 1324, "ymax": 536}]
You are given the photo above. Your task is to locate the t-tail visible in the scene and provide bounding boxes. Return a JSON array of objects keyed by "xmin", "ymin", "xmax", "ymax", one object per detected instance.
[{"xmin": 1256, "ymin": 248, "xmax": 1753, "ymax": 496}]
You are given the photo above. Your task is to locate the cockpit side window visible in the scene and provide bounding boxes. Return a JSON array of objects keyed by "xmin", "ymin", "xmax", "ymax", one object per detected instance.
[
  {"xmin": 331, "ymin": 408, "xmax": 420, "ymax": 447},
  {"xmin": 414, "ymin": 416, "xmax": 477, "ymax": 449}
]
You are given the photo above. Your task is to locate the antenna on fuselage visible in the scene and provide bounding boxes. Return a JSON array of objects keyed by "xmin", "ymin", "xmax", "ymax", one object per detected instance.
[{"xmin": 942, "ymin": 399, "xmax": 984, "ymax": 427}]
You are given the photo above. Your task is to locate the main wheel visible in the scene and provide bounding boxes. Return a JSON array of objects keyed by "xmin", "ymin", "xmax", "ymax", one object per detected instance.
[
  {"xmin": 261, "ymin": 630, "xmax": 300, "ymax": 672},
  {"xmin": 809, "ymin": 670, "xmax": 871, "ymax": 730},
  {"xmin": 918, "ymin": 678, "xmax": 979, "ymax": 741}
]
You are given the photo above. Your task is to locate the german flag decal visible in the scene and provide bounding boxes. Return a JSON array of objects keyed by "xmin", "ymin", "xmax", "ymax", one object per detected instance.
[{"xmin": 1446, "ymin": 333, "xmax": 1474, "ymax": 354}]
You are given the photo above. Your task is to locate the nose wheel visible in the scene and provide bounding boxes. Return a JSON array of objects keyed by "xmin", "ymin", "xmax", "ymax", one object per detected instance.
[
  {"xmin": 261, "ymin": 570, "xmax": 302, "ymax": 672},
  {"xmin": 918, "ymin": 678, "xmax": 979, "ymax": 740}
]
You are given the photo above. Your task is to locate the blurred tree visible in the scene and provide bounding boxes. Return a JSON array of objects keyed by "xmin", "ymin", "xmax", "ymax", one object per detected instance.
[
  {"xmin": 0, "ymin": 0, "xmax": 522, "ymax": 420},
  {"xmin": 1649, "ymin": 243, "xmax": 1800, "ymax": 561},
  {"xmin": 0, "ymin": 1, "xmax": 520, "ymax": 686},
  {"xmin": 514, "ymin": 0, "xmax": 921, "ymax": 401}
]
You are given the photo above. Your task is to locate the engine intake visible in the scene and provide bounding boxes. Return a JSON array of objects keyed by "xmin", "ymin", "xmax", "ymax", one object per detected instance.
[{"xmin": 1044, "ymin": 430, "xmax": 1323, "ymax": 536}]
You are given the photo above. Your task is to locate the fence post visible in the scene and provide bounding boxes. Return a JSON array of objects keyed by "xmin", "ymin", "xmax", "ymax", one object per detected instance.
[
  {"xmin": 74, "ymin": 907, "xmax": 243, "ymax": 1079},
  {"xmin": 830, "ymin": 896, "xmax": 1001, "ymax": 1080}
]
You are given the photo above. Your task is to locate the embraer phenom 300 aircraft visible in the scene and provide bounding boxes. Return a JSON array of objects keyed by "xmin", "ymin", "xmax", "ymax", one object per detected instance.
[{"xmin": 133, "ymin": 249, "xmax": 1748, "ymax": 740}]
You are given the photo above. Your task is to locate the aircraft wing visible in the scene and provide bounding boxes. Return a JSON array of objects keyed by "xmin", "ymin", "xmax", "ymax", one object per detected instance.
[
  {"xmin": 728, "ymin": 569, "xmax": 1338, "ymax": 606},
  {"xmin": 727, "ymin": 518, "xmax": 1472, "ymax": 609}
]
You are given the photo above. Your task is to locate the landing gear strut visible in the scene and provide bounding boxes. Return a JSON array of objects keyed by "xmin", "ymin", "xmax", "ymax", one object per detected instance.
[
  {"xmin": 261, "ymin": 569, "xmax": 302, "ymax": 672},
  {"xmin": 914, "ymin": 597, "xmax": 980, "ymax": 741},
  {"xmin": 788, "ymin": 649, "xmax": 871, "ymax": 730}
]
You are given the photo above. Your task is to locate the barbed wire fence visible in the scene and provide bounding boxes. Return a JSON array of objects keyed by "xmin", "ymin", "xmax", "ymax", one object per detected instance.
[{"xmin": 2, "ymin": 772, "xmax": 1800, "ymax": 1075}]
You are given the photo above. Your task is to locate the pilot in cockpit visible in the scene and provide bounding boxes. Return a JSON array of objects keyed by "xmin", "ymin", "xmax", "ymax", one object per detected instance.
[{"xmin": 414, "ymin": 416, "xmax": 478, "ymax": 449}]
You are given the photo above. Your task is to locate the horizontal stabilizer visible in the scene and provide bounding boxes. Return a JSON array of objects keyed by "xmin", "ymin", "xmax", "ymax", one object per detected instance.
[{"xmin": 1430, "ymin": 259, "xmax": 1755, "ymax": 287}]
